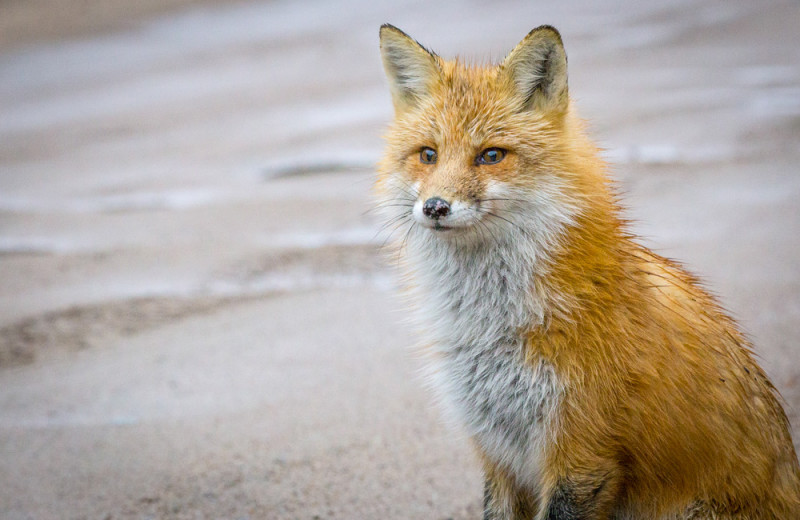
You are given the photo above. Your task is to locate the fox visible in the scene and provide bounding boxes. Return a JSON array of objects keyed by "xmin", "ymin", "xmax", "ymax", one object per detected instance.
[{"xmin": 375, "ymin": 24, "xmax": 800, "ymax": 519}]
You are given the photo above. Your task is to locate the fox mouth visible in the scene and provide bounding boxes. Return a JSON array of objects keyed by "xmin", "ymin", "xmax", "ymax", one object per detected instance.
[
  {"xmin": 433, "ymin": 222, "xmax": 454, "ymax": 232},
  {"xmin": 421, "ymin": 218, "xmax": 470, "ymax": 233}
]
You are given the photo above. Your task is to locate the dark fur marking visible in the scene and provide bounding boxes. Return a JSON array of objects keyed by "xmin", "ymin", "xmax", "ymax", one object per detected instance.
[
  {"xmin": 521, "ymin": 44, "xmax": 555, "ymax": 109},
  {"xmin": 546, "ymin": 483, "xmax": 583, "ymax": 520},
  {"xmin": 546, "ymin": 478, "xmax": 610, "ymax": 520}
]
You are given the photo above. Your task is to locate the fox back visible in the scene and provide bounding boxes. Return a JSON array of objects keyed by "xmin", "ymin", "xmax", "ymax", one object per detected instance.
[{"xmin": 377, "ymin": 24, "xmax": 800, "ymax": 519}]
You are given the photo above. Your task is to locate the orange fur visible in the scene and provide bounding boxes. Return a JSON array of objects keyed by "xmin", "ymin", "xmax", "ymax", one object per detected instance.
[{"xmin": 377, "ymin": 24, "xmax": 800, "ymax": 519}]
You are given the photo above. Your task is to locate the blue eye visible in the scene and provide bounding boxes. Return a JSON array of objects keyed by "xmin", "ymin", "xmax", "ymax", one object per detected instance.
[
  {"xmin": 420, "ymin": 147, "xmax": 437, "ymax": 164},
  {"xmin": 477, "ymin": 148, "xmax": 506, "ymax": 165}
]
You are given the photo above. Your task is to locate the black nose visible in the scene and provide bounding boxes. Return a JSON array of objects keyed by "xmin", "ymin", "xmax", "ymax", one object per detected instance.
[{"xmin": 422, "ymin": 197, "xmax": 451, "ymax": 219}]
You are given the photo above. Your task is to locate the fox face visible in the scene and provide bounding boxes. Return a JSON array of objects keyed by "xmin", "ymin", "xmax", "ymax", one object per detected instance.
[{"xmin": 377, "ymin": 25, "xmax": 584, "ymax": 254}]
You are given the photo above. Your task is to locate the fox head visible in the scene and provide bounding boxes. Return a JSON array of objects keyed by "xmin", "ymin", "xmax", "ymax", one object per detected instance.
[{"xmin": 377, "ymin": 25, "xmax": 600, "ymax": 258}]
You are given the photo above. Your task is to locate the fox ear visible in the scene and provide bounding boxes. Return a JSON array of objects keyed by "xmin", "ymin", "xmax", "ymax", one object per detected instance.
[
  {"xmin": 379, "ymin": 24, "xmax": 440, "ymax": 112},
  {"xmin": 500, "ymin": 26, "xmax": 568, "ymax": 114}
]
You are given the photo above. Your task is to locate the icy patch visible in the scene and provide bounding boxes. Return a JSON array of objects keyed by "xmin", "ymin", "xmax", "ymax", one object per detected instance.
[
  {"xmin": 604, "ymin": 144, "xmax": 679, "ymax": 165},
  {"xmin": 0, "ymin": 236, "xmax": 85, "ymax": 255},
  {"xmin": 0, "ymin": 62, "xmax": 257, "ymax": 134},
  {"xmin": 748, "ymin": 88, "xmax": 800, "ymax": 117},
  {"xmin": 262, "ymin": 227, "xmax": 379, "ymax": 250},
  {"xmin": 603, "ymin": 143, "xmax": 737, "ymax": 165},
  {"xmin": 0, "ymin": 226, "xmax": 381, "ymax": 257},
  {"xmin": 72, "ymin": 189, "xmax": 223, "ymax": 213},
  {"xmin": 0, "ymin": 189, "xmax": 229, "ymax": 214},
  {"xmin": 733, "ymin": 65, "xmax": 798, "ymax": 87},
  {"xmin": 205, "ymin": 272, "xmax": 393, "ymax": 299},
  {"xmin": 273, "ymin": 87, "xmax": 388, "ymax": 137}
]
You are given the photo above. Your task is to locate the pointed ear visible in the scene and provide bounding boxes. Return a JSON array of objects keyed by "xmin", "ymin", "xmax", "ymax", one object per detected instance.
[
  {"xmin": 379, "ymin": 24, "xmax": 441, "ymax": 113},
  {"xmin": 499, "ymin": 25, "xmax": 569, "ymax": 114}
]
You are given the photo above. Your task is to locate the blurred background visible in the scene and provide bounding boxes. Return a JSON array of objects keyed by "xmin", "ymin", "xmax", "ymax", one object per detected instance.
[{"xmin": 1, "ymin": 0, "xmax": 798, "ymax": 518}]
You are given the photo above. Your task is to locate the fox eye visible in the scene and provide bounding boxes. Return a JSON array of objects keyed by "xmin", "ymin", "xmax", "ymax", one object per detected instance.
[
  {"xmin": 476, "ymin": 148, "xmax": 506, "ymax": 165},
  {"xmin": 420, "ymin": 147, "xmax": 437, "ymax": 164}
]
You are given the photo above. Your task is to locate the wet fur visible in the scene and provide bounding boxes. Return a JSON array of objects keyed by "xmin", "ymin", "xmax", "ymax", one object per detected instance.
[{"xmin": 376, "ymin": 24, "xmax": 800, "ymax": 519}]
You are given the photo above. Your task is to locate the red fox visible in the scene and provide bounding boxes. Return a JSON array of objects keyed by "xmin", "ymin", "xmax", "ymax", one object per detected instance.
[{"xmin": 376, "ymin": 24, "xmax": 800, "ymax": 519}]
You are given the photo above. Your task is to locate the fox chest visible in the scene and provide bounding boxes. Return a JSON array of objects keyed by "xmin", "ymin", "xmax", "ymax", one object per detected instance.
[
  {"xmin": 433, "ymin": 340, "xmax": 561, "ymax": 487},
  {"xmin": 409, "ymin": 233, "xmax": 562, "ymax": 485}
]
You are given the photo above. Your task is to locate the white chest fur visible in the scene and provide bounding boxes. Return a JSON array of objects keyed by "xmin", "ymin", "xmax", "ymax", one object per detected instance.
[
  {"xmin": 431, "ymin": 339, "xmax": 560, "ymax": 488},
  {"xmin": 409, "ymin": 232, "xmax": 562, "ymax": 489}
]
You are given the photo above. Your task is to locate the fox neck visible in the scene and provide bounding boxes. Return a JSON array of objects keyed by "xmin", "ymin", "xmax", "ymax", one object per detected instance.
[{"xmin": 407, "ymin": 225, "xmax": 551, "ymax": 350}]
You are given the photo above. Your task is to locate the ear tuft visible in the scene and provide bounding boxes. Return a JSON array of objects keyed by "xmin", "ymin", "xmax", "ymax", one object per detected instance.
[
  {"xmin": 500, "ymin": 25, "xmax": 569, "ymax": 114},
  {"xmin": 379, "ymin": 24, "xmax": 440, "ymax": 113}
]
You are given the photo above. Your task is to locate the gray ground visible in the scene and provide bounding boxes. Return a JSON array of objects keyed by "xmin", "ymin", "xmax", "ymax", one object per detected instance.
[{"xmin": 1, "ymin": 0, "xmax": 798, "ymax": 518}]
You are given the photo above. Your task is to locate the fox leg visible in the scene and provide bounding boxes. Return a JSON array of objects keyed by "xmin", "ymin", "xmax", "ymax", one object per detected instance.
[
  {"xmin": 483, "ymin": 464, "xmax": 538, "ymax": 520},
  {"xmin": 541, "ymin": 467, "xmax": 623, "ymax": 520}
]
